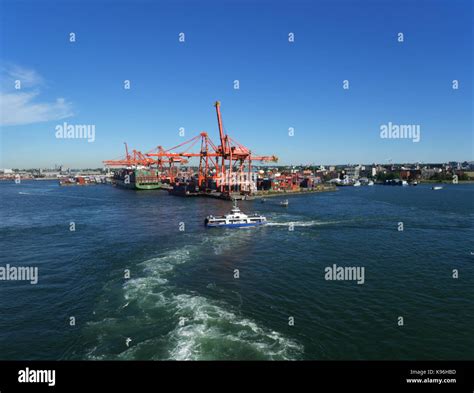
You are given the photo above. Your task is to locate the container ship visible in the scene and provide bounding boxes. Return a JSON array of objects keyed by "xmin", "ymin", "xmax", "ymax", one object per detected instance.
[{"xmin": 113, "ymin": 168, "xmax": 166, "ymax": 190}]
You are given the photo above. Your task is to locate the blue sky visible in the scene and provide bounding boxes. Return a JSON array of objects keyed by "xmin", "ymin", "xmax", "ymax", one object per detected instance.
[{"xmin": 0, "ymin": 0, "xmax": 472, "ymax": 168}]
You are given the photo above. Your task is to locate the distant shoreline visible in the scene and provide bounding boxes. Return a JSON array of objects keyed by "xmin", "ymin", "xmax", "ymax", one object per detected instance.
[
  {"xmin": 2, "ymin": 179, "xmax": 474, "ymax": 185},
  {"xmin": 417, "ymin": 180, "xmax": 474, "ymax": 184},
  {"xmin": 253, "ymin": 186, "xmax": 337, "ymax": 198}
]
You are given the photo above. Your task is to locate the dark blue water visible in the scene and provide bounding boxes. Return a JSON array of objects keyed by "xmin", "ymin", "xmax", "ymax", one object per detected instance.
[{"xmin": 0, "ymin": 181, "xmax": 473, "ymax": 360}]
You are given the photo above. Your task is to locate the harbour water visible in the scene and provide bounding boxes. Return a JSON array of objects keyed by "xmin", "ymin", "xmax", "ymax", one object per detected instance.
[{"xmin": 0, "ymin": 181, "xmax": 473, "ymax": 360}]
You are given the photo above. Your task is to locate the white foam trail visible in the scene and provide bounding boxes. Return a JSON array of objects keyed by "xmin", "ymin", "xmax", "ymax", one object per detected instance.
[
  {"xmin": 166, "ymin": 293, "xmax": 303, "ymax": 360},
  {"xmin": 86, "ymin": 242, "xmax": 303, "ymax": 360},
  {"xmin": 267, "ymin": 220, "xmax": 342, "ymax": 227},
  {"xmin": 202, "ymin": 230, "xmax": 253, "ymax": 255},
  {"xmin": 123, "ymin": 248, "xmax": 192, "ymax": 304},
  {"xmin": 19, "ymin": 191, "xmax": 105, "ymax": 201}
]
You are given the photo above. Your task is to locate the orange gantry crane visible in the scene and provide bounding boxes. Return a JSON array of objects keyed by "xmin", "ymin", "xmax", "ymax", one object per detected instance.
[
  {"xmin": 146, "ymin": 102, "xmax": 277, "ymax": 194},
  {"xmin": 103, "ymin": 143, "xmax": 144, "ymax": 167},
  {"xmin": 103, "ymin": 142, "xmax": 188, "ymax": 183},
  {"xmin": 146, "ymin": 132, "xmax": 220, "ymax": 188},
  {"xmin": 212, "ymin": 101, "xmax": 277, "ymax": 193},
  {"xmin": 104, "ymin": 102, "xmax": 278, "ymax": 195},
  {"xmin": 103, "ymin": 142, "xmax": 161, "ymax": 167}
]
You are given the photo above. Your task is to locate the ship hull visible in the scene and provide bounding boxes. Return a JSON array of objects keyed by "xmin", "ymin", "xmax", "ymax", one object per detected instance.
[
  {"xmin": 114, "ymin": 180, "xmax": 162, "ymax": 190},
  {"xmin": 113, "ymin": 169, "xmax": 163, "ymax": 190},
  {"xmin": 205, "ymin": 222, "xmax": 267, "ymax": 228}
]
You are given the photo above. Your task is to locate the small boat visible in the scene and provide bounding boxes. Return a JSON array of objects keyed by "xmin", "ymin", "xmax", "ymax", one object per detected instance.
[
  {"xmin": 368, "ymin": 180, "xmax": 374, "ymax": 186},
  {"xmin": 204, "ymin": 200, "xmax": 267, "ymax": 228},
  {"xmin": 279, "ymin": 199, "xmax": 289, "ymax": 207},
  {"xmin": 411, "ymin": 181, "xmax": 418, "ymax": 186},
  {"xmin": 353, "ymin": 181, "xmax": 361, "ymax": 187},
  {"xmin": 432, "ymin": 186, "xmax": 443, "ymax": 190}
]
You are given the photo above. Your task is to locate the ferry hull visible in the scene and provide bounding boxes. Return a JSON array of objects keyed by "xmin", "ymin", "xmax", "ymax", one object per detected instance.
[
  {"xmin": 205, "ymin": 222, "xmax": 267, "ymax": 228},
  {"xmin": 204, "ymin": 201, "xmax": 267, "ymax": 228}
]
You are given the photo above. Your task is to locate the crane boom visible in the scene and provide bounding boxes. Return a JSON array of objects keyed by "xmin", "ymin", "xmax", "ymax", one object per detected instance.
[{"xmin": 214, "ymin": 101, "xmax": 228, "ymax": 155}]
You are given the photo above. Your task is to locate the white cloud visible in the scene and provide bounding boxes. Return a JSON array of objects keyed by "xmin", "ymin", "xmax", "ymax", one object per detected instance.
[
  {"xmin": 0, "ymin": 65, "xmax": 74, "ymax": 126},
  {"xmin": 2, "ymin": 64, "xmax": 44, "ymax": 88},
  {"xmin": 0, "ymin": 91, "xmax": 73, "ymax": 126}
]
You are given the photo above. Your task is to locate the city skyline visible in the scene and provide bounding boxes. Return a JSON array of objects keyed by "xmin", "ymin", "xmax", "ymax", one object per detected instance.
[{"xmin": 3, "ymin": 160, "xmax": 473, "ymax": 172}]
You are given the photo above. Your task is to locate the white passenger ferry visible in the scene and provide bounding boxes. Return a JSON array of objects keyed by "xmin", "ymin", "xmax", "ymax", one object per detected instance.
[{"xmin": 205, "ymin": 200, "xmax": 267, "ymax": 228}]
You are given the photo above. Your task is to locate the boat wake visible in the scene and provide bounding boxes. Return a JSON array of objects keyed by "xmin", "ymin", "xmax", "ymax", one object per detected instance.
[
  {"xmin": 83, "ymin": 242, "xmax": 303, "ymax": 360},
  {"xmin": 202, "ymin": 230, "xmax": 255, "ymax": 255},
  {"xmin": 266, "ymin": 219, "xmax": 342, "ymax": 227},
  {"xmin": 165, "ymin": 293, "xmax": 303, "ymax": 360},
  {"xmin": 19, "ymin": 191, "xmax": 106, "ymax": 201}
]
